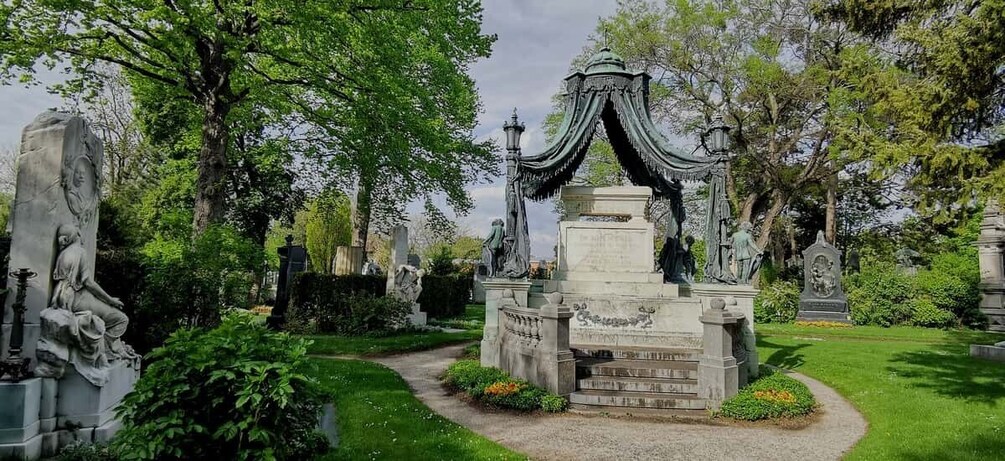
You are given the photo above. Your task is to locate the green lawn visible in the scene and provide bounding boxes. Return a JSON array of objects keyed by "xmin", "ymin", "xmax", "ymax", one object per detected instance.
[
  {"xmin": 306, "ymin": 305, "xmax": 485, "ymax": 357},
  {"xmin": 310, "ymin": 358, "xmax": 522, "ymax": 460},
  {"xmin": 757, "ymin": 324, "xmax": 1005, "ymax": 460}
]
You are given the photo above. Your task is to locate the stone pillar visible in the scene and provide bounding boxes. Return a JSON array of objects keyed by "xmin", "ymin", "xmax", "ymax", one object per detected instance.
[
  {"xmin": 536, "ymin": 293, "xmax": 576, "ymax": 396},
  {"xmin": 334, "ymin": 246, "xmax": 364, "ymax": 275},
  {"xmin": 692, "ymin": 284, "xmax": 759, "ymax": 379},
  {"xmin": 698, "ymin": 297, "xmax": 744, "ymax": 410},
  {"xmin": 977, "ymin": 203, "xmax": 1005, "ymax": 332},
  {"xmin": 480, "ymin": 279, "xmax": 531, "ymax": 368},
  {"xmin": 386, "ymin": 225, "xmax": 408, "ymax": 294}
]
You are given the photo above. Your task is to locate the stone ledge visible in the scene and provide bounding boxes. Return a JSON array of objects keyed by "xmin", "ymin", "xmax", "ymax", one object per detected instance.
[{"xmin": 970, "ymin": 344, "xmax": 1005, "ymax": 362}]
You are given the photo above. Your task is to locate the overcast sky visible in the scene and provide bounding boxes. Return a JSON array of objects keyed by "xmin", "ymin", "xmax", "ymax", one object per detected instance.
[{"xmin": 0, "ymin": 0, "xmax": 621, "ymax": 258}]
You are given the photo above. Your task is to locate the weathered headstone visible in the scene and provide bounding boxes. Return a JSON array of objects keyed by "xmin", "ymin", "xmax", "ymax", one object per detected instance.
[
  {"xmin": 407, "ymin": 253, "xmax": 421, "ymax": 268},
  {"xmin": 0, "ymin": 112, "xmax": 140, "ymax": 459},
  {"xmin": 333, "ymin": 246, "xmax": 364, "ymax": 275},
  {"xmin": 797, "ymin": 231, "xmax": 849, "ymax": 323},
  {"xmin": 977, "ymin": 202, "xmax": 1005, "ymax": 332},
  {"xmin": 386, "ymin": 226, "xmax": 408, "ymax": 294}
]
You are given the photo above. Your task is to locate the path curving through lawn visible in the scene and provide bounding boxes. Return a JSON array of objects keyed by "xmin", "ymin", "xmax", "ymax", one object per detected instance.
[{"xmin": 373, "ymin": 343, "xmax": 867, "ymax": 461}]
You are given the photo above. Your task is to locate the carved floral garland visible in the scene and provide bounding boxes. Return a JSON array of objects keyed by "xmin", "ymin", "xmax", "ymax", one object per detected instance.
[{"xmin": 572, "ymin": 303, "xmax": 654, "ymax": 329}]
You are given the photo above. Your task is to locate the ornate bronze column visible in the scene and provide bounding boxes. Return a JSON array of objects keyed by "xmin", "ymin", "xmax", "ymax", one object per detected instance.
[
  {"xmin": 501, "ymin": 109, "xmax": 530, "ymax": 279},
  {"xmin": 1, "ymin": 268, "xmax": 37, "ymax": 382}
]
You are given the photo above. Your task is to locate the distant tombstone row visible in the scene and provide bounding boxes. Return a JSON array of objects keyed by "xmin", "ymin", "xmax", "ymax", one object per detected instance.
[{"xmin": 267, "ymin": 235, "xmax": 307, "ymax": 329}]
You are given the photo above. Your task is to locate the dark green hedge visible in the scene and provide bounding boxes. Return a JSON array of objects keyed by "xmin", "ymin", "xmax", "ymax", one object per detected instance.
[{"xmin": 419, "ymin": 275, "xmax": 472, "ymax": 319}]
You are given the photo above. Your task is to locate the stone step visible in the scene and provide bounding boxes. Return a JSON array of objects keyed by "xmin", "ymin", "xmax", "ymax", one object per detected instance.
[
  {"xmin": 576, "ymin": 358, "xmax": 698, "ymax": 380},
  {"xmin": 572, "ymin": 345, "xmax": 701, "ymax": 362},
  {"xmin": 569, "ymin": 389, "xmax": 707, "ymax": 410},
  {"xmin": 577, "ymin": 376, "xmax": 698, "ymax": 394},
  {"xmin": 568, "ymin": 404, "xmax": 709, "ymax": 419}
]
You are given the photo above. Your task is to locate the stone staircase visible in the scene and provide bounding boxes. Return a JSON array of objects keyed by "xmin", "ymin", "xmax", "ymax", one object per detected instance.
[{"xmin": 568, "ymin": 345, "xmax": 708, "ymax": 417}]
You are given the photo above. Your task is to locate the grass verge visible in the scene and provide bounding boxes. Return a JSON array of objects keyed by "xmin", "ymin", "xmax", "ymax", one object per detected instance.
[
  {"xmin": 757, "ymin": 324, "xmax": 1005, "ymax": 460},
  {"xmin": 310, "ymin": 358, "xmax": 522, "ymax": 460},
  {"xmin": 307, "ymin": 329, "xmax": 481, "ymax": 357}
]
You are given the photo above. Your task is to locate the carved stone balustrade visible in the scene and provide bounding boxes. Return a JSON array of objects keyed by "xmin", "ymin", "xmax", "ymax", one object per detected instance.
[{"xmin": 496, "ymin": 292, "xmax": 575, "ymax": 396}]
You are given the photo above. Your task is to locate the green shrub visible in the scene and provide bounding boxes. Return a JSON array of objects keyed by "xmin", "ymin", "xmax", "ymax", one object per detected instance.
[
  {"xmin": 719, "ymin": 367, "xmax": 816, "ymax": 421},
  {"xmin": 56, "ymin": 442, "xmax": 120, "ymax": 461},
  {"xmin": 846, "ymin": 262, "xmax": 914, "ymax": 327},
  {"xmin": 443, "ymin": 360, "xmax": 566, "ymax": 412},
  {"xmin": 114, "ymin": 314, "xmax": 328, "ymax": 460},
  {"xmin": 427, "ymin": 244, "xmax": 456, "ymax": 276},
  {"xmin": 540, "ymin": 394, "xmax": 568, "ymax": 413},
  {"xmin": 287, "ymin": 292, "xmax": 411, "ymax": 336},
  {"xmin": 133, "ymin": 225, "xmax": 265, "ymax": 352},
  {"xmin": 419, "ymin": 275, "xmax": 472, "ymax": 318},
  {"xmin": 754, "ymin": 281, "xmax": 800, "ymax": 323},
  {"xmin": 909, "ymin": 297, "xmax": 957, "ymax": 328},
  {"xmin": 462, "ymin": 343, "xmax": 481, "ymax": 359}
]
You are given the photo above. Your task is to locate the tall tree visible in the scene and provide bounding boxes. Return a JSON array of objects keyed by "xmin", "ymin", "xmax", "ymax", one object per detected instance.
[
  {"xmin": 598, "ymin": 0, "xmax": 905, "ymax": 249},
  {"xmin": 820, "ymin": 0, "xmax": 1005, "ymax": 219},
  {"xmin": 304, "ymin": 189, "xmax": 352, "ymax": 274},
  {"xmin": 0, "ymin": 0, "xmax": 494, "ymax": 235}
]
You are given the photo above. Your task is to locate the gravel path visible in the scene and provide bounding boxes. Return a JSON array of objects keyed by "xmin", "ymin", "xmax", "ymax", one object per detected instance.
[{"xmin": 372, "ymin": 343, "xmax": 867, "ymax": 461}]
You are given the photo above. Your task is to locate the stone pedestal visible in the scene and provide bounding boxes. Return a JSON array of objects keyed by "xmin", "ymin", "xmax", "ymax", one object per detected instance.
[
  {"xmin": 691, "ymin": 284, "xmax": 759, "ymax": 379},
  {"xmin": 0, "ymin": 379, "xmax": 42, "ymax": 460},
  {"xmin": 480, "ymin": 279, "xmax": 532, "ymax": 368},
  {"xmin": 976, "ymin": 203, "xmax": 1005, "ymax": 332},
  {"xmin": 407, "ymin": 303, "xmax": 427, "ymax": 326},
  {"xmin": 697, "ymin": 298, "xmax": 745, "ymax": 410},
  {"xmin": 970, "ymin": 341, "xmax": 1005, "ymax": 362}
]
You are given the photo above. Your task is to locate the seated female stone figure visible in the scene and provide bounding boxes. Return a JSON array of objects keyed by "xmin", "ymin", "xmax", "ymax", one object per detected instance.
[{"xmin": 50, "ymin": 223, "xmax": 130, "ymax": 359}]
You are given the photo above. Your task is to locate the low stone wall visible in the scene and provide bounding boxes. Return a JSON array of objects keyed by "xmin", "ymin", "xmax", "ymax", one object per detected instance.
[{"xmin": 494, "ymin": 293, "xmax": 575, "ymax": 396}]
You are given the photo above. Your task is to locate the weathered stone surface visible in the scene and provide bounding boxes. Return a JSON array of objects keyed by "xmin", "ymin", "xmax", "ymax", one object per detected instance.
[
  {"xmin": 56, "ymin": 360, "xmax": 139, "ymax": 429},
  {"xmin": 386, "ymin": 225, "xmax": 408, "ymax": 294},
  {"xmin": 0, "ymin": 379, "xmax": 41, "ymax": 444},
  {"xmin": 977, "ymin": 202, "xmax": 1005, "ymax": 332},
  {"xmin": 797, "ymin": 231, "xmax": 850, "ymax": 323},
  {"xmin": 970, "ymin": 343, "xmax": 1005, "ymax": 362},
  {"xmin": 334, "ymin": 246, "xmax": 364, "ymax": 275},
  {"xmin": 3, "ymin": 112, "xmax": 102, "ymax": 362}
]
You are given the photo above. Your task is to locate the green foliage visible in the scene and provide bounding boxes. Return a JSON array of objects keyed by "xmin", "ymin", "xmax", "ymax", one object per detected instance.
[
  {"xmin": 845, "ymin": 262, "xmax": 914, "ymax": 327},
  {"xmin": 908, "ymin": 297, "xmax": 956, "ymax": 329},
  {"xmin": 114, "ymin": 314, "xmax": 328, "ymax": 461},
  {"xmin": 427, "ymin": 244, "xmax": 456, "ymax": 276},
  {"xmin": 305, "ymin": 190, "xmax": 352, "ymax": 274},
  {"xmin": 443, "ymin": 360, "xmax": 566, "ymax": 413},
  {"xmin": 418, "ymin": 275, "xmax": 472, "ymax": 318},
  {"xmin": 0, "ymin": 191, "xmax": 11, "ymax": 234},
  {"xmin": 134, "ymin": 226, "xmax": 265, "ymax": 351},
  {"xmin": 462, "ymin": 343, "xmax": 481, "ymax": 360},
  {"xmin": 540, "ymin": 394, "xmax": 569, "ymax": 413},
  {"xmin": 288, "ymin": 292, "xmax": 410, "ymax": 336},
  {"xmin": 55, "ymin": 443, "xmax": 120, "ymax": 461},
  {"xmin": 754, "ymin": 281, "xmax": 800, "ymax": 323},
  {"xmin": 443, "ymin": 360, "xmax": 509, "ymax": 398},
  {"xmin": 718, "ymin": 367, "xmax": 816, "ymax": 420}
]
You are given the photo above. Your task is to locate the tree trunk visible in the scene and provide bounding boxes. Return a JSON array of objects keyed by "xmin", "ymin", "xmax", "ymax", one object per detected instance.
[
  {"xmin": 352, "ymin": 177, "xmax": 373, "ymax": 249},
  {"xmin": 192, "ymin": 98, "xmax": 231, "ymax": 235},
  {"xmin": 824, "ymin": 161, "xmax": 838, "ymax": 244},
  {"xmin": 755, "ymin": 189, "xmax": 789, "ymax": 250}
]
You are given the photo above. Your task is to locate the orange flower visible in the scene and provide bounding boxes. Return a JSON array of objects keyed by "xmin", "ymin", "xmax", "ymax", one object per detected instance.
[
  {"xmin": 753, "ymin": 389, "xmax": 797, "ymax": 404},
  {"xmin": 484, "ymin": 381, "xmax": 525, "ymax": 396}
]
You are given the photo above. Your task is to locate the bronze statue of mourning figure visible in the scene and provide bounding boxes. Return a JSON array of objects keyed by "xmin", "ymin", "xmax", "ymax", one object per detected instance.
[
  {"xmin": 731, "ymin": 221, "xmax": 763, "ymax": 285},
  {"xmin": 482, "ymin": 218, "xmax": 505, "ymax": 277}
]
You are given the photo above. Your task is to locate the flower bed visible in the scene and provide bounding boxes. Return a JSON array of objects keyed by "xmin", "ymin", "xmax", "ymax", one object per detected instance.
[
  {"xmin": 443, "ymin": 360, "xmax": 567, "ymax": 412},
  {"xmin": 718, "ymin": 366, "xmax": 816, "ymax": 420}
]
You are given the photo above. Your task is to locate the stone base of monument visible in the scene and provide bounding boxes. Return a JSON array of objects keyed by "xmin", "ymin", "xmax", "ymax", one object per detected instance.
[
  {"xmin": 796, "ymin": 299, "xmax": 852, "ymax": 323},
  {"xmin": 0, "ymin": 378, "xmax": 43, "ymax": 460},
  {"xmin": 57, "ymin": 360, "xmax": 139, "ymax": 430},
  {"xmin": 407, "ymin": 303, "xmax": 427, "ymax": 326},
  {"xmin": 970, "ymin": 342, "xmax": 1005, "ymax": 363}
]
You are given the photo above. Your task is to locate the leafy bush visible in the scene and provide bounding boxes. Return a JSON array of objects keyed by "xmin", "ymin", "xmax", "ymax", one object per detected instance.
[
  {"xmin": 419, "ymin": 275, "xmax": 472, "ymax": 318},
  {"xmin": 718, "ymin": 367, "xmax": 816, "ymax": 421},
  {"xmin": 845, "ymin": 262, "xmax": 914, "ymax": 327},
  {"xmin": 56, "ymin": 442, "xmax": 120, "ymax": 461},
  {"xmin": 540, "ymin": 394, "xmax": 568, "ymax": 413},
  {"xmin": 754, "ymin": 281, "xmax": 800, "ymax": 323},
  {"xmin": 444, "ymin": 360, "xmax": 566, "ymax": 412},
  {"xmin": 133, "ymin": 225, "xmax": 265, "ymax": 351},
  {"xmin": 290, "ymin": 273, "xmax": 387, "ymax": 305},
  {"xmin": 427, "ymin": 244, "xmax": 456, "ymax": 276},
  {"xmin": 909, "ymin": 297, "xmax": 957, "ymax": 328},
  {"xmin": 462, "ymin": 343, "xmax": 481, "ymax": 359},
  {"xmin": 114, "ymin": 314, "xmax": 328, "ymax": 460},
  {"xmin": 287, "ymin": 292, "xmax": 411, "ymax": 335}
]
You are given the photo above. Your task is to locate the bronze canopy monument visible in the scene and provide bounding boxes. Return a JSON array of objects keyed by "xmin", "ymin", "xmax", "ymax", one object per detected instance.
[{"xmin": 480, "ymin": 47, "xmax": 760, "ymax": 415}]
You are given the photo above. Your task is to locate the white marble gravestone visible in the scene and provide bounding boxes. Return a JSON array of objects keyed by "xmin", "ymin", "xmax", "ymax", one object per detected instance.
[{"xmin": 0, "ymin": 112, "xmax": 138, "ymax": 460}]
